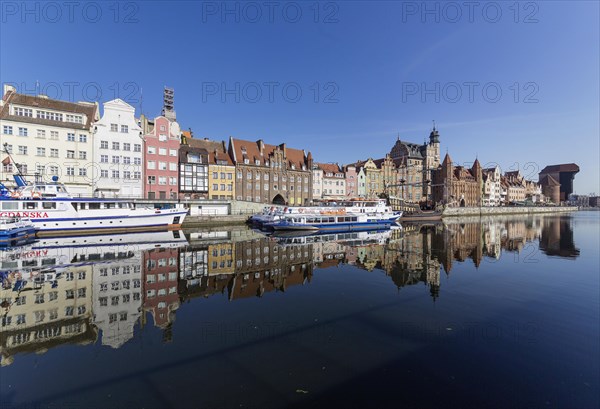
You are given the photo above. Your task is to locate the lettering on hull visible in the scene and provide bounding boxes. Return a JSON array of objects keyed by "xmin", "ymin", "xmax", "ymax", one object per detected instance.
[{"xmin": 0, "ymin": 212, "xmax": 49, "ymax": 218}]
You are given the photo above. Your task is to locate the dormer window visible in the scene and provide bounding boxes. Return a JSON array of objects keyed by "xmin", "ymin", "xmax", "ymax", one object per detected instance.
[
  {"xmin": 255, "ymin": 159, "xmax": 260, "ymax": 165},
  {"xmin": 302, "ymin": 165, "xmax": 306, "ymax": 171},
  {"xmin": 265, "ymin": 160, "xmax": 269, "ymax": 166},
  {"xmin": 241, "ymin": 147, "xmax": 247, "ymax": 155},
  {"xmin": 244, "ymin": 158, "xmax": 249, "ymax": 164},
  {"xmin": 291, "ymin": 164, "xmax": 296, "ymax": 170}
]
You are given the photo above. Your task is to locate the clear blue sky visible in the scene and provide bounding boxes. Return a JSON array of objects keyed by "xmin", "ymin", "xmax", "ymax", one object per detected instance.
[{"xmin": 1, "ymin": 1, "xmax": 598, "ymax": 193}]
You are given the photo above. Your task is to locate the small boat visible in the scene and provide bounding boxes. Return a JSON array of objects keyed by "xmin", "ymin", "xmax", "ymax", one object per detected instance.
[
  {"xmin": 400, "ymin": 210, "xmax": 443, "ymax": 222},
  {"xmin": 0, "ymin": 216, "xmax": 37, "ymax": 247},
  {"xmin": 267, "ymin": 213, "xmax": 398, "ymax": 232}
]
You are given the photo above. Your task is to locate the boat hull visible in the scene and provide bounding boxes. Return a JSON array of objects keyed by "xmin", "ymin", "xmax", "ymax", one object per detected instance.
[{"xmin": 271, "ymin": 220, "xmax": 394, "ymax": 232}]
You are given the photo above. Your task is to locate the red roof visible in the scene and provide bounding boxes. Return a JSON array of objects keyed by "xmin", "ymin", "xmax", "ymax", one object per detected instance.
[
  {"xmin": 188, "ymin": 138, "xmax": 233, "ymax": 166},
  {"xmin": 230, "ymin": 138, "xmax": 308, "ymax": 169}
]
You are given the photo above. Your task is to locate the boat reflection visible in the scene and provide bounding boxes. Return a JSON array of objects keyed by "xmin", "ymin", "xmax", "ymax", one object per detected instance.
[{"xmin": 0, "ymin": 215, "xmax": 580, "ymax": 365}]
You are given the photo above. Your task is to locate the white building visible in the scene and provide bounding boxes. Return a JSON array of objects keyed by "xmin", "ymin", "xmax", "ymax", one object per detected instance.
[
  {"xmin": 92, "ymin": 99, "xmax": 143, "ymax": 198},
  {"xmin": 482, "ymin": 166, "xmax": 502, "ymax": 206},
  {"xmin": 316, "ymin": 163, "xmax": 346, "ymax": 199},
  {"xmin": 0, "ymin": 84, "xmax": 99, "ymax": 196},
  {"xmin": 312, "ymin": 165, "xmax": 323, "ymax": 200}
]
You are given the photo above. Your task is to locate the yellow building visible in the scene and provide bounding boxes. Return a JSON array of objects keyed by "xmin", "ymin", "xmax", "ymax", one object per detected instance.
[
  {"xmin": 207, "ymin": 242, "xmax": 235, "ymax": 275},
  {"xmin": 189, "ymin": 138, "xmax": 235, "ymax": 200}
]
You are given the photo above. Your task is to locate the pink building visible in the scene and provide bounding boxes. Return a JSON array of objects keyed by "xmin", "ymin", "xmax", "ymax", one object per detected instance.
[
  {"xmin": 140, "ymin": 115, "xmax": 181, "ymax": 199},
  {"xmin": 345, "ymin": 164, "xmax": 358, "ymax": 198}
]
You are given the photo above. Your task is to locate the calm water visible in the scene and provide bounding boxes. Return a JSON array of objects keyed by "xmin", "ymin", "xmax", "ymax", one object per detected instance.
[{"xmin": 1, "ymin": 213, "xmax": 598, "ymax": 408}]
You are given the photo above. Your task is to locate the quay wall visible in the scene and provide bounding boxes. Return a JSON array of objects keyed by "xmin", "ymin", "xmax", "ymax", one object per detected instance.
[{"xmin": 442, "ymin": 206, "xmax": 578, "ymax": 218}]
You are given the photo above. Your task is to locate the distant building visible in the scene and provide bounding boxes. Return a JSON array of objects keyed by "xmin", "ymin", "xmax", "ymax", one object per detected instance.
[
  {"xmin": 432, "ymin": 154, "xmax": 482, "ymax": 207},
  {"xmin": 539, "ymin": 163, "xmax": 580, "ymax": 203},
  {"xmin": 482, "ymin": 166, "xmax": 502, "ymax": 206},
  {"xmin": 178, "ymin": 131, "xmax": 209, "ymax": 199},
  {"xmin": 312, "ymin": 165, "xmax": 323, "ymax": 200},
  {"xmin": 539, "ymin": 174, "xmax": 560, "ymax": 204},
  {"xmin": 344, "ymin": 164, "xmax": 357, "ymax": 198},
  {"xmin": 188, "ymin": 138, "xmax": 235, "ymax": 200},
  {"xmin": 92, "ymin": 99, "xmax": 143, "ymax": 198},
  {"xmin": 0, "ymin": 84, "xmax": 99, "ymax": 195},
  {"xmin": 140, "ymin": 114, "xmax": 181, "ymax": 199},
  {"xmin": 228, "ymin": 138, "xmax": 313, "ymax": 205},
  {"xmin": 315, "ymin": 163, "xmax": 345, "ymax": 199}
]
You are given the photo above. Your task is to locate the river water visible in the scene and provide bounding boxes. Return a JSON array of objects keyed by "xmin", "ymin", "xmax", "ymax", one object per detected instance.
[{"xmin": 1, "ymin": 212, "xmax": 598, "ymax": 408}]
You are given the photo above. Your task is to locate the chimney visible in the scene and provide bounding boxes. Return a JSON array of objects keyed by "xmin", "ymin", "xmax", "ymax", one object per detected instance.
[{"xmin": 258, "ymin": 139, "xmax": 264, "ymax": 155}]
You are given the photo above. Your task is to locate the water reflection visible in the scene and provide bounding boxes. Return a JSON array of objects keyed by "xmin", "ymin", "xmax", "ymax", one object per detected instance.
[{"xmin": 0, "ymin": 215, "xmax": 580, "ymax": 366}]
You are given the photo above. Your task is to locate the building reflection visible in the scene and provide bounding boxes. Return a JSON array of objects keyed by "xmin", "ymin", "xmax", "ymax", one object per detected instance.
[{"xmin": 0, "ymin": 215, "xmax": 579, "ymax": 364}]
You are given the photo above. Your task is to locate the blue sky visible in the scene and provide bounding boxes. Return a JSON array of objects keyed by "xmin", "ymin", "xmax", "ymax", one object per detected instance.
[{"xmin": 1, "ymin": 1, "xmax": 598, "ymax": 193}]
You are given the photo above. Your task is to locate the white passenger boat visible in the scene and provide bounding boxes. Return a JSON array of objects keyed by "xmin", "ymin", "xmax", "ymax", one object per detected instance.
[
  {"xmin": 0, "ymin": 177, "xmax": 187, "ymax": 236},
  {"xmin": 0, "ymin": 216, "xmax": 37, "ymax": 247},
  {"xmin": 268, "ymin": 212, "xmax": 398, "ymax": 232},
  {"xmin": 251, "ymin": 199, "xmax": 402, "ymax": 228}
]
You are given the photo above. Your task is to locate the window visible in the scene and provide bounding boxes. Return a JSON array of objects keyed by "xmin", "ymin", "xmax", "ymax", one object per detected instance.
[
  {"xmin": 237, "ymin": 171, "xmax": 242, "ymax": 179},
  {"xmin": 100, "ymin": 140, "xmax": 108, "ymax": 149},
  {"xmin": 169, "ymin": 149, "xmax": 177, "ymax": 156},
  {"xmin": 213, "ymin": 184, "xmax": 218, "ymax": 191},
  {"xmin": 15, "ymin": 107, "xmax": 33, "ymax": 117},
  {"xmin": 79, "ymin": 134, "xmax": 87, "ymax": 143},
  {"xmin": 148, "ymin": 161, "xmax": 156, "ymax": 170},
  {"xmin": 79, "ymin": 168, "xmax": 87, "ymax": 176},
  {"xmin": 123, "ymin": 157, "xmax": 131, "ymax": 164},
  {"xmin": 159, "ymin": 162, "xmax": 167, "ymax": 170},
  {"xmin": 100, "ymin": 154, "xmax": 108, "ymax": 163},
  {"xmin": 213, "ymin": 172, "xmax": 218, "ymax": 179},
  {"xmin": 37, "ymin": 110, "xmax": 62, "ymax": 121},
  {"xmin": 122, "ymin": 143, "xmax": 131, "ymax": 151},
  {"xmin": 112, "ymin": 170, "xmax": 120, "ymax": 178},
  {"xmin": 169, "ymin": 177, "xmax": 177, "ymax": 185},
  {"xmin": 121, "ymin": 125, "xmax": 128, "ymax": 133},
  {"xmin": 101, "ymin": 170, "xmax": 108, "ymax": 178},
  {"xmin": 18, "ymin": 145, "xmax": 27, "ymax": 155},
  {"xmin": 159, "ymin": 177, "xmax": 167, "ymax": 185},
  {"xmin": 110, "ymin": 123, "xmax": 118, "ymax": 132},
  {"xmin": 36, "ymin": 147, "xmax": 46, "ymax": 156},
  {"xmin": 124, "ymin": 171, "xmax": 131, "ymax": 179},
  {"xmin": 18, "ymin": 127, "xmax": 28, "ymax": 136},
  {"xmin": 133, "ymin": 171, "xmax": 141, "ymax": 179},
  {"xmin": 67, "ymin": 167, "xmax": 75, "ymax": 176},
  {"xmin": 79, "ymin": 151, "xmax": 87, "ymax": 160},
  {"xmin": 169, "ymin": 162, "xmax": 177, "ymax": 171},
  {"xmin": 148, "ymin": 176, "xmax": 156, "ymax": 185},
  {"xmin": 159, "ymin": 148, "xmax": 167, "ymax": 155},
  {"xmin": 112, "ymin": 156, "xmax": 120, "ymax": 164},
  {"xmin": 66, "ymin": 150, "xmax": 75, "ymax": 159},
  {"xmin": 147, "ymin": 146, "xmax": 156, "ymax": 154},
  {"xmin": 134, "ymin": 157, "xmax": 141, "ymax": 165},
  {"xmin": 112, "ymin": 142, "xmax": 120, "ymax": 150},
  {"xmin": 67, "ymin": 133, "xmax": 75, "ymax": 142},
  {"xmin": 67, "ymin": 114, "xmax": 83, "ymax": 124},
  {"xmin": 134, "ymin": 144, "xmax": 141, "ymax": 152},
  {"xmin": 36, "ymin": 129, "xmax": 46, "ymax": 138},
  {"xmin": 50, "ymin": 130, "xmax": 59, "ymax": 140},
  {"xmin": 3, "ymin": 125, "xmax": 13, "ymax": 134}
]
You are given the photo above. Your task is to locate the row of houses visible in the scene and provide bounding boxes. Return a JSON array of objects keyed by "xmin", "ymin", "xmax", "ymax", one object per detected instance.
[{"xmin": 0, "ymin": 84, "xmax": 577, "ymax": 205}]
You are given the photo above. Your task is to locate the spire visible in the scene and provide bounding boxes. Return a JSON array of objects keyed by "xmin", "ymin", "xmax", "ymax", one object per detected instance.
[
  {"xmin": 442, "ymin": 152, "xmax": 452, "ymax": 166},
  {"xmin": 429, "ymin": 122, "xmax": 440, "ymax": 144}
]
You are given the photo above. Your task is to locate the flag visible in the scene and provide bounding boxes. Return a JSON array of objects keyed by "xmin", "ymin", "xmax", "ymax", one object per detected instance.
[{"xmin": 1, "ymin": 156, "xmax": 10, "ymax": 166}]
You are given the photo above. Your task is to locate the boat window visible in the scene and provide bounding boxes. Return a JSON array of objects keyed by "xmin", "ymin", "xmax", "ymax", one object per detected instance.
[
  {"xmin": 106, "ymin": 203, "xmax": 116, "ymax": 209},
  {"xmin": 22, "ymin": 260, "xmax": 37, "ymax": 267},
  {"xmin": 42, "ymin": 202, "xmax": 57, "ymax": 209},
  {"xmin": 25, "ymin": 202, "xmax": 37, "ymax": 209},
  {"xmin": 352, "ymin": 217, "xmax": 357, "ymax": 221},
  {"xmin": 89, "ymin": 203, "xmax": 101, "ymax": 210},
  {"xmin": 328, "ymin": 217, "xmax": 335, "ymax": 223},
  {"xmin": 41, "ymin": 258, "xmax": 57, "ymax": 266},
  {"xmin": 71, "ymin": 203, "xmax": 78, "ymax": 210},
  {"xmin": 1, "ymin": 202, "xmax": 18, "ymax": 210},
  {"xmin": 78, "ymin": 203, "xmax": 86, "ymax": 210}
]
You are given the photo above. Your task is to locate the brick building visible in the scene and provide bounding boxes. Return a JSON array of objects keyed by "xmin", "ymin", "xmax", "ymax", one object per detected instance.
[
  {"xmin": 228, "ymin": 138, "xmax": 313, "ymax": 205},
  {"xmin": 432, "ymin": 154, "xmax": 482, "ymax": 207}
]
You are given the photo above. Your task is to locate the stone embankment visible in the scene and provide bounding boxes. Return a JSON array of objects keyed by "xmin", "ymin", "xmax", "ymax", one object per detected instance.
[{"xmin": 442, "ymin": 206, "xmax": 578, "ymax": 218}]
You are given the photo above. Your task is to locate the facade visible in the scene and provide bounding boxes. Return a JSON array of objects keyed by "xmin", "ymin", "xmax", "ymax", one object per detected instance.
[
  {"xmin": 432, "ymin": 154, "xmax": 482, "ymax": 207},
  {"xmin": 0, "ymin": 84, "xmax": 99, "ymax": 196},
  {"xmin": 539, "ymin": 164, "xmax": 580, "ymax": 203},
  {"xmin": 228, "ymin": 138, "xmax": 313, "ymax": 205},
  {"xmin": 357, "ymin": 167, "xmax": 366, "ymax": 198},
  {"xmin": 359, "ymin": 159, "xmax": 382, "ymax": 198},
  {"xmin": 178, "ymin": 131, "xmax": 209, "ymax": 199},
  {"xmin": 92, "ymin": 99, "xmax": 143, "ymax": 198},
  {"xmin": 140, "ymin": 115, "xmax": 181, "ymax": 199},
  {"xmin": 188, "ymin": 138, "xmax": 235, "ymax": 200},
  {"xmin": 389, "ymin": 127, "xmax": 441, "ymax": 203},
  {"xmin": 316, "ymin": 163, "xmax": 346, "ymax": 199},
  {"xmin": 344, "ymin": 164, "xmax": 357, "ymax": 198},
  {"xmin": 539, "ymin": 174, "xmax": 560, "ymax": 204},
  {"xmin": 312, "ymin": 165, "xmax": 323, "ymax": 200},
  {"xmin": 482, "ymin": 166, "xmax": 502, "ymax": 206}
]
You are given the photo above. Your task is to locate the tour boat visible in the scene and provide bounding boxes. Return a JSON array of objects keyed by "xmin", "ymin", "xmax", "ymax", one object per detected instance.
[
  {"xmin": 250, "ymin": 199, "xmax": 402, "ymax": 228},
  {"xmin": 267, "ymin": 212, "xmax": 398, "ymax": 232},
  {"xmin": 0, "ymin": 216, "xmax": 37, "ymax": 247},
  {"xmin": 0, "ymin": 176, "xmax": 187, "ymax": 236}
]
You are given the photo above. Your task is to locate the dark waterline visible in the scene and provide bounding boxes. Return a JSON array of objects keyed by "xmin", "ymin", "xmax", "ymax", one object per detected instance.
[{"xmin": 1, "ymin": 213, "xmax": 598, "ymax": 408}]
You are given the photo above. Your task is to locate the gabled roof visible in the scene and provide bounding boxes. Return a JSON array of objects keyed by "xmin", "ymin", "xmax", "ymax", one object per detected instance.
[
  {"xmin": 230, "ymin": 138, "xmax": 308, "ymax": 169},
  {"xmin": 0, "ymin": 92, "xmax": 98, "ymax": 129},
  {"xmin": 316, "ymin": 163, "xmax": 342, "ymax": 174},
  {"xmin": 189, "ymin": 138, "xmax": 233, "ymax": 166}
]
